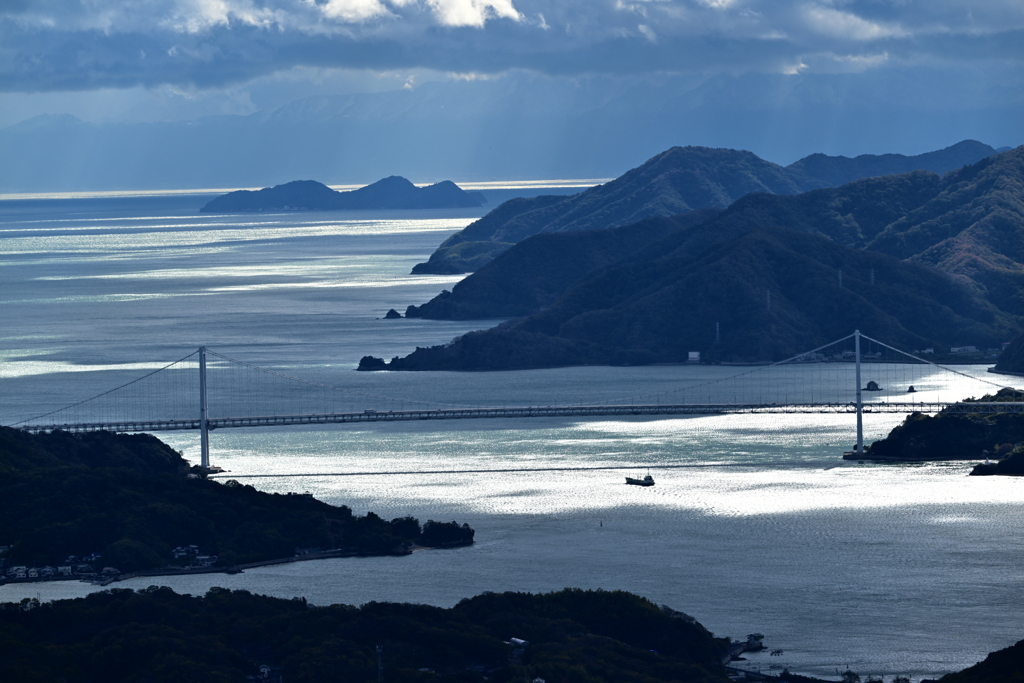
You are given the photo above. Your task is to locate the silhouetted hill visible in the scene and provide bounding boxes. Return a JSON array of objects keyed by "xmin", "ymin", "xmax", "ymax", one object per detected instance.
[
  {"xmin": 407, "ymin": 210, "xmax": 720, "ymax": 319},
  {"xmin": 859, "ymin": 389, "xmax": 1024, "ymax": 462},
  {"xmin": 363, "ymin": 225, "xmax": 1014, "ymax": 370},
  {"xmin": 413, "ymin": 141, "xmax": 999, "ymax": 274},
  {"xmin": 941, "ymin": 632, "xmax": 1024, "ymax": 683},
  {"xmin": 865, "ymin": 148, "xmax": 1024, "ymax": 315},
  {"xmin": 413, "ymin": 147, "xmax": 809, "ymax": 274},
  {"xmin": 785, "ymin": 140, "xmax": 997, "ymax": 188},
  {"xmin": 407, "ymin": 146, "xmax": 1024, "ymax": 321},
  {"xmin": 993, "ymin": 331, "xmax": 1024, "ymax": 373},
  {"xmin": 373, "ymin": 148, "xmax": 1024, "ymax": 370},
  {"xmin": 0, "ymin": 427, "xmax": 472, "ymax": 571},
  {"xmin": 629, "ymin": 146, "xmax": 1024, "ymax": 312},
  {"xmin": 0, "ymin": 588, "xmax": 729, "ymax": 683},
  {"xmin": 199, "ymin": 176, "xmax": 485, "ymax": 213}
]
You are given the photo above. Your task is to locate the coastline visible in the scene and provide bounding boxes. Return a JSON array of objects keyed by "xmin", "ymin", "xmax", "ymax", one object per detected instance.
[
  {"xmin": 2, "ymin": 542, "xmax": 472, "ymax": 588},
  {"xmin": 987, "ymin": 367, "xmax": 1024, "ymax": 377}
]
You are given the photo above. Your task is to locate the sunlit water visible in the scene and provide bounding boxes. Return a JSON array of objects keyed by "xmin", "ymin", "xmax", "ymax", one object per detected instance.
[{"xmin": 1, "ymin": 195, "xmax": 1022, "ymax": 679}]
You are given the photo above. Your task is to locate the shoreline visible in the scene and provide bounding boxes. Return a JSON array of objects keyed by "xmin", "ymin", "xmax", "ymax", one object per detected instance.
[
  {"xmin": 2, "ymin": 543, "xmax": 472, "ymax": 589},
  {"xmin": 841, "ymin": 451, "xmax": 986, "ymax": 462}
]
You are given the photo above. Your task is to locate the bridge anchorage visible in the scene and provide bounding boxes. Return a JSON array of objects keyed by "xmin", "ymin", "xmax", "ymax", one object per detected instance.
[{"xmin": 7, "ymin": 330, "xmax": 1022, "ymax": 470}]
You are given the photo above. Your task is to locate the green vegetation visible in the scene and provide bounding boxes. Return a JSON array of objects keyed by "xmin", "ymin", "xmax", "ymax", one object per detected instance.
[
  {"xmin": 860, "ymin": 389, "xmax": 1024, "ymax": 463},
  {"xmin": 0, "ymin": 587, "xmax": 730, "ymax": 683},
  {"xmin": 0, "ymin": 427, "xmax": 472, "ymax": 572}
]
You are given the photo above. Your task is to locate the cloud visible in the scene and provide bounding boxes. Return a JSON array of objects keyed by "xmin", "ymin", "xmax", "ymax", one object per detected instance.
[
  {"xmin": 318, "ymin": 0, "xmax": 394, "ymax": 23},
  {"xmin": 0, "ymin": 0, "xmax": 1022, "ymax": 93},
  {"xmin": 425, "ymin": 0, "xmax": 521, "ymax": 27},
  {"xmin": 802, "ymin": 5, "xmax": 907, "ymax": 41}
]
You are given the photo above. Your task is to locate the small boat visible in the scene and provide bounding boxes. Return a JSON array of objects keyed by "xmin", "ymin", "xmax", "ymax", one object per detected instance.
[{"xmin": 625, "ymin": 474, "xmax": 655, "ymax": 486}]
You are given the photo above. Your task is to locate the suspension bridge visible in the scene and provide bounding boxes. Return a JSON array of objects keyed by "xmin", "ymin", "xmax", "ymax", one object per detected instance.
[{"xmin": 6, "ymin": 331, "xmax": 1022, "ymax": 470}]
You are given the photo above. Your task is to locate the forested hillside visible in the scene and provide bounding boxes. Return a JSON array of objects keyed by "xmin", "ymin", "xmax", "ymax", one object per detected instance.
[
  {"xmin": 0, "ymin": 427, "xmax": 472, "ymax": 572},
  {"xmin": 365, "ymin": 225, "xmax": 1013, "ymax": 369},
  {"xmin": 371, "ymin": 148, "xmax": 1024, "ymax": 369},
  {"xmin": 0, "ymin": 587, "xmax": 730, "ymax": 683},
  {"xmin": 413, "ymin": 141, "xmax": 998, "ymax": 274}
]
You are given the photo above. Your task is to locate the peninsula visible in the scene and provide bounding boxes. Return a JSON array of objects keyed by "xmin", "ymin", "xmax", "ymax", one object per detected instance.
[
  {"xmin": 848, "ymin": 388, "xmax": 1024, "ymax": 465},
  {"xmin": 3, "ymin": 585, "xmax": 1024, "ymax": 682},
  {"xmin": 0, "ymin": 588, "xmax": 730, "ymax": 682},
  {"xmin": 0, "ymin": 427, "xmax": 473, "ymax": 580},
  {"xmin": 199, "ymin": 176, "xmax": 486, "ymax": 213},
  {"xmin": 363, "ymin": 146, "xmax": 1024, "ymax": 370}
]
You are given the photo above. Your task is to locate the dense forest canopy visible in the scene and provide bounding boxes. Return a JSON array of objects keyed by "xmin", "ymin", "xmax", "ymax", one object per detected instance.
[
  {"xmin": 0, "ymin": 427, "xmax": 472, "ymax": 572},
  {"xmin": 0, "ymin": 587, "xmax": 730, "ymax": 683}
]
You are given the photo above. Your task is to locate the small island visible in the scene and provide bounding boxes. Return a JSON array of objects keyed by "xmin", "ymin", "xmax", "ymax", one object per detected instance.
[
  {"xmin": 199, "ymin": 176, "xmax": 486, "ymax": 213},
  {"xmin": 0, "ymin": 427, "xmax": 473, "ymax": 582}
]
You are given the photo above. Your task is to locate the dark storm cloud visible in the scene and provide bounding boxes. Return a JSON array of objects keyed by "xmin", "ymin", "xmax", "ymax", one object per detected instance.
[{"xmin": 1, "ymin": 0, "xmax": 1023, "ymax": 92}]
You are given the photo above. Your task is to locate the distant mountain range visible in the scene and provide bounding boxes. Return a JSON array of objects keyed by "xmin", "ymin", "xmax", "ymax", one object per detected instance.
[
  {"xmin": 413, "ymin": 140, "xmax": 999, "ymax": 274},
  {"xmin": 362, "ymin": 145, "xmax": 1024, "ymax": 369},
  {"xmin": 199, "ymin": 177, "xmax": 485, "ymax": 213}
]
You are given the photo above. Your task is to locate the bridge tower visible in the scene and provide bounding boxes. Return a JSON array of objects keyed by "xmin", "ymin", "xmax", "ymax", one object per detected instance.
[
  {"xmin": 199, "ymin": 346, "xmax": 210, "ymax": 469},
  {"xmin": 854, "ymin": 329, "xmax": 863, "ymax": 455}
]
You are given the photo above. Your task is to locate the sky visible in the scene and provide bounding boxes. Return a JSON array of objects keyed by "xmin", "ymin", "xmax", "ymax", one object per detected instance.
[{"xmin": 1, "ymin": 0, "xmax": 1022, "ymax": 188}]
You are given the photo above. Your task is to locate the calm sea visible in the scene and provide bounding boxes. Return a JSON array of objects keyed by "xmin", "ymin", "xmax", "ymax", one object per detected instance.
[{"xmin": 1, "ymin": 191, "xmax": 1022, "ymax": 680}]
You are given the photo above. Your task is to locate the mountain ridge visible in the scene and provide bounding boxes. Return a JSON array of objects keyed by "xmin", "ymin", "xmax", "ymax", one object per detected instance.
[
  {"xmin": 406, "ymin": 210, "xmax": 721, "ymax": 320},
  {"xmin": 364, "ymin": 224, "xmax": 1016, "ymax": 370},
  {"xmin": 368, "ymin": 147, "xmax": 1024, "ymax": 369},
  {"xmin": 413, "ymin": 140, "xmax": 999, "ymax": 274}
]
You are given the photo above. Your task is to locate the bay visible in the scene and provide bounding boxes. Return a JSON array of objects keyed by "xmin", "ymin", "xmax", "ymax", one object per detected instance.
[{"xmin": 1, "ymin": 193, "xmax": 1022, "ymax": 680}]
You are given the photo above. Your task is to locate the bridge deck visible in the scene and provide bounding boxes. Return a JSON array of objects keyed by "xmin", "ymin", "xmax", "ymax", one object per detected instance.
[{"xmin": 17, "ymin": 401, "xmax": 1024, "ymax": 434}]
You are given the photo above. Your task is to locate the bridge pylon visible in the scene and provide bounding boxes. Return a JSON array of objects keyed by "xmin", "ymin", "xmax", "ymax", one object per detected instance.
[
  {"xmin": 855, "ymin": 329, "xmax": 863, "ymax": 456},
  {"xmin": 199, "ymin": 346, "xmax": 209, "ymax": 470}
]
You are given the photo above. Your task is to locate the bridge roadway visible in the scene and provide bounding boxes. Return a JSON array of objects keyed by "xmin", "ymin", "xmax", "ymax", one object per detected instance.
[{"xmin": 17, "ymin": 400, "xmax": 1024, "ymax": 434}]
